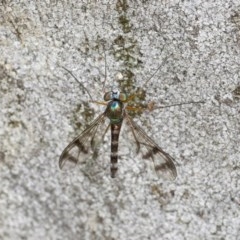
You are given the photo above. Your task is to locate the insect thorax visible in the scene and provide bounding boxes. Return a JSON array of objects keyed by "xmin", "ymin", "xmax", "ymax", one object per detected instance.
[{"xmin": 105, "ymin": 100, "xmax": 124, "ymax": 124}]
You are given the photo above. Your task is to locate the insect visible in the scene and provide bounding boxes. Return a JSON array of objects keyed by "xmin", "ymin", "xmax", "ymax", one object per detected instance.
[{"xmin": 59, "ymin": 65, "xmax": 178, "ymax": 180}]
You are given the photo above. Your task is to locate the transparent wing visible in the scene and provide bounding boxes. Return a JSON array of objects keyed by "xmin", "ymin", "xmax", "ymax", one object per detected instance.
[
  {"xmin": 125, "ymin": 112, "xmax": 177, "ymax": 180},
  {"xmin": 59, "ymin": 113, "xmax": 109, "ymax": 170}
]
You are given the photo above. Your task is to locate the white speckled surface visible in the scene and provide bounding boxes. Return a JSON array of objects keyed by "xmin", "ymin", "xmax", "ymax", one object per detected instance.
[{"xmin": 0, "ymin": 1, "xmax": 240, "ymax": 239}]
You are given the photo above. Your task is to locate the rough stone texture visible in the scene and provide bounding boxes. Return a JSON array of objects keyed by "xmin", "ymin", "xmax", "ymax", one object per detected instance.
[{"xmin": 0, "ymin": 1, "xmax": 240, "ymax": 239}]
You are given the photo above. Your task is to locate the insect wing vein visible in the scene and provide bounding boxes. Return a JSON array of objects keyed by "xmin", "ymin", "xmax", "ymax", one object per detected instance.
[
  {"xmin": 59, "ymin": 113, "xmax": 106, "ymax": 170},
  {"xmin": 125, "ymin": 113, "xmax": 177, "ymax": 180}
]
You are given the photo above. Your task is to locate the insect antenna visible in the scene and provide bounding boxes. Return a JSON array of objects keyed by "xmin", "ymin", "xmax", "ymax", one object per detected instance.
[
  {"xmin": 101, "ymin": 46, "xmax": 120, "ymax": 94},
  {"xmin": 101, "ymin": 48, "xmax": 108, "ymax": 93}
]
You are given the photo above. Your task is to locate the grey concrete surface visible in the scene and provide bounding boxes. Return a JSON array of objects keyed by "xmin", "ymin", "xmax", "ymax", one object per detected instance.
[{"xmin": 0, "ymin": 1, "xmax": 240, "ymax": 239}]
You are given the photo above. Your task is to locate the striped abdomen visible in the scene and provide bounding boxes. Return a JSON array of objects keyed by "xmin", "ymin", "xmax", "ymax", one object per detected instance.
[{"xmin": 110, "ymin": 123, "xmax": 122, "ymax": 178}]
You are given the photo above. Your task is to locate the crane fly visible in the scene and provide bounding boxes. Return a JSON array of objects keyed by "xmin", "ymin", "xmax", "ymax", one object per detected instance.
[{"xmin": 59, "ymin": 82, "xmax": 177, "ymax": 180}]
